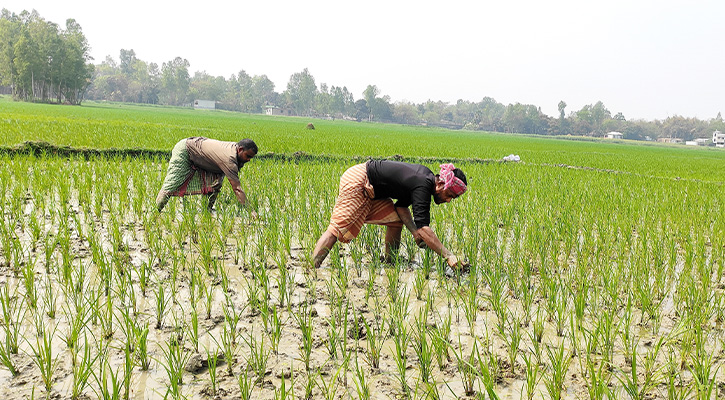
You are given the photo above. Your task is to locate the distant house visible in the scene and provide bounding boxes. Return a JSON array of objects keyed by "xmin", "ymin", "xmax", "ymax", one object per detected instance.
[
  {"xmin": 605, "ymin": 131, "xmax": 623, "ymax": 139},
  {"xmin": 713, "ymin": 131, "xmax": 725, "ymax": 148},
  {"xmin": 265, "ymin": 106, "xmax": 294, "ymax": 116},
  {"xmin": 194, "ymin": 100, "xmax": 216, "ymax": 110},
  {"xmin": 657, "ymin": 138, "xmax": 683, "ymax": 144},
  {"xmin": 683, "ymin": 138, "xmax": 709, "ymax": 146}
]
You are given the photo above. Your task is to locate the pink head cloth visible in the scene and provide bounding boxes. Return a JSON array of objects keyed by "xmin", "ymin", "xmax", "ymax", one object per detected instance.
[{"xmin": 439, "ymin": 163, "xmax": 467, "ymax": 196}]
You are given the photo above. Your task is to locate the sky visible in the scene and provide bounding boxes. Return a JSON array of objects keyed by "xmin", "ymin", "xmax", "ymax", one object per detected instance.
[{"xmin": 4, "ymin": 0, "xmax": 724, "ymax": 121}]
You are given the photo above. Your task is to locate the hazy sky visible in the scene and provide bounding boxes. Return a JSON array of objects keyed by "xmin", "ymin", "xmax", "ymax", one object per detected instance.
[{"xmin": 4, "ymin": 0, "xmax": 723, "ymax": 121}]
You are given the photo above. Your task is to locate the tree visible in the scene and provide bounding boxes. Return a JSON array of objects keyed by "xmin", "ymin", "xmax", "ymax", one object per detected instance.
[
  {"xmin": 0, "ymin": 10, "xmax": 92, "ymax": 104},
  {"xmin": 363, "ymin": 85, "xmax": 379, "ymax": 121},
  {"xmin": 590, "ymin": 101, "xmax": 611, "ymax": 135},
  {"xmin": 160, "ymin": 56, "xmax": 190, "ymax": 106},
  {"xmin": 372, "ymin": 95, "xmax": 393, "ymax": 122},
  {"xmin": 189, "ymin": 71, "xmax": 226, "ymax": 103},
  {"xmin": 661, "ymin": 116, "xmax": 707, "ymax": 141},
  {"xmin": 59, "ymin": 18, "xmax": 94, "ymax": 104},
  {"xmin": 476, "ymin": 97, "xmax": 505, "ymax": 132},
  {"xmin": 392, "ymin": 101, "xmax": 420, "ymax": 125},
  {"xmin": 710, "ymin": 112, "xmax": 725, "ymax": 133},
  {"xmin": 285, "ymin": 68, "xmax": 317, "ymax": 116},
  {"xmin": 353, "ymin": 99, "xmax": 369, "ymax": 122},
  {"xmin": 555, "ymin": 100, "xmax": 570, "ymax": 135},
  {"xmin": 324, "ymin": 85, "xmax": 354, "ymax": 118},
  {"xmin": 119, "ymin": 49, "xmax": 137, "ymax": 76},
  {"xmin": 316, "ymin": 83, "xmax": 333, "ymax": 116}
]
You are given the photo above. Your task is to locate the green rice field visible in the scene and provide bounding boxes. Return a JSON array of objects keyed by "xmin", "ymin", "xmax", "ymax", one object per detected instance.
[{"xmin": 1, "ymin": 96, "xmax": 724, "ymax": 399}]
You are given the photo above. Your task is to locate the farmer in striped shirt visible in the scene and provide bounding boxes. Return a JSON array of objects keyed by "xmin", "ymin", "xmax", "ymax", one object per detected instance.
[
  {"xmin": 312, "ymin": 160, "xmax": 468, "ymax": 271},
  {"xmin": 155, "ymin": 137, "xmax": 258, "ymax": 212}
]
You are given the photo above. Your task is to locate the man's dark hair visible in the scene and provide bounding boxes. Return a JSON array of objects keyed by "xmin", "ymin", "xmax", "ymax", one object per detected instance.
[
  {"xmin": 237, "ymin": 138, "xmax": 258, "ymax": 153},
  {"xmin": 453, "ymin": 168, "xmax": 467, "ymax": 186}
]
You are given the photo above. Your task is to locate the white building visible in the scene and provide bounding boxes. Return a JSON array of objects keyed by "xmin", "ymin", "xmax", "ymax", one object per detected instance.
[
  {"xmin": 713, "ymin": 131, "xmax": 725, "ymax": 148},
  {"xmin": 193, "ymin": 100, "xmax": 216, "ymax": 110},
  {"xmin": 265, "ymin": 106, "xmax": 294, "ymax": 116},
  {"xmin": 605, "ymin": 131, "xmax": 623, "ymax": 139}
]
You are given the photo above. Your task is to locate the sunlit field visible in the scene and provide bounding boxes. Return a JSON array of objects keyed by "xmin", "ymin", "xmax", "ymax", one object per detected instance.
[{"xmin": 1, "ymin": 98, "xmax": 725, "ymax": 399}]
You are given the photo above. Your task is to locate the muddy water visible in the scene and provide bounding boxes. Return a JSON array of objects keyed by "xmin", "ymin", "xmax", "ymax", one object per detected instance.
[{"xmin": 1, "ymin": 197, "xmax": 722, "ymax": 400}]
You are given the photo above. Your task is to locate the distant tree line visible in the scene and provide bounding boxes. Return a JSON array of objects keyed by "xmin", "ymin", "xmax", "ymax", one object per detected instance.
[
  {"xmin": 2, "ymin": 9, "xmax": 725, "ymax": 140},
  {"xmin": 0, "ymin": 10, "xmax": 94, "ymax": 104}
]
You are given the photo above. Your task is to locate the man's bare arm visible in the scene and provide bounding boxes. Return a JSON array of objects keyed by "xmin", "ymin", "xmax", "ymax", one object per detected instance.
[
  {"xmin": 395, "ymin": 207, "xmax": 417, "ymax": 234},
  {"xmin": 417, "ymin": 226, "xmax": 463, "ymax": 268},
  {"xmin": 229, "ymin": 180, "xmax": 248, "ymax": 205}
]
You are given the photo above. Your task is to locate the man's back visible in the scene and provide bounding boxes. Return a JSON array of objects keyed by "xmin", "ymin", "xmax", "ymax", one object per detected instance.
[{"xmin": 186, "ymin": 137, "xmax": 240, "ymax": 184}]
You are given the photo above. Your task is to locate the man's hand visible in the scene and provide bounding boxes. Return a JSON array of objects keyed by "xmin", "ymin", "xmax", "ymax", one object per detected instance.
[
  {"xmin": 414, "ymin": 233, "xmax": 427, "ymax": 249},
  {"xmin": 446, "ymin": 255, "xmax": 459, "ymax": 268},
  {"xmin": 446, "ymin": 255, "xmax": 470, "ymax": 270}
]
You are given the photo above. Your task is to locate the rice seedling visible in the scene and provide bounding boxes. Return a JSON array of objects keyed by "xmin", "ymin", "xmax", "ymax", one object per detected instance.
[
  {"xmin": 186, "ymin": 303, "xmax": 200, "ymax": 352},
  {"xmin": 0, "ymin": 329, "xmax": 18, "ymax": 375},
  {"xmin": 362, "ymin": 312, "xmax": 385, "ymax": 370},
  {"xmin": 294, "ymin": 302, "xmax": 315, "ymax": 372},
  {"xmin": 61, "ymin": 296, "xmax": 90, "ymax": 363},
  {"xmin": 689, "ymin": 345, "xmax": 720, "ymax": 400},
  {"xmin": 449, "ymin": 335, "xmax": 478, "ymax": 397},
  {"xmin": 274, "ymin": 365, "xmax": 295, "ymax": 400},
  {"xmin": 302, "ymin": 368, "xmax": 319, "ymax": 400},
  {"xmin": 500, "ymin": 311, "xmax": 523, "ymax": 374},
  {"xmin": 136, "ymin": 323, "xmax": 151, "ymax": 371},
  {"xmin": 543, "ymin": 342, "xmax": 570, "ymax": 400},
  {"xmin": 521, "ymin": 352, "xmax": 540, "ymax": 400},
  {"xmin": 27, "ymin": 323, "xmax": 60, "ymax": 396},
  {"xmin": 0, "ymin": 282, "xmax": 22, "ymax": 355},
  {"xmin": 202, "ymin": 276, "xmax": 215, "ymax": 320},
  {"xmin": 93, "ymin": 357, "xmax": 124, "ymax": 400},
  {"xmin": 154, "ymin": 282, "xmax": 170, "ymax": 329},
  {"xmin": 220, "ymin": 321, "xmax": 237, "ymax": 375},
  {"xmin": 243, "ymin": 331, "xmax": 270, "ymax": 385},
  {"xmin": 325, "ymin": 315, "xmax": 341, "ymax": 360},
  {"xmin": 389, "ymin": 286, "xmax": 410, "ymax": 337},
  {"xmin": 475, "ymin": 344, "xmax": 501, "ymax": 400},
  {"xmin": 392, "ymin": 320, "xmax": 411, "ymax": 398},
  {"xmin": 430, "ymin": 310, "xmax": 452, "ymax": 371},
  {"xmin": 204, "ymin": 345, "xmax": 219, "ymax": 396},
  {"xmin": 665, "ymin": 349, "xmax": 691, "ymax": 400},
  {"xmin": 352, "ymin": 355, "xmax": 371, "ymax": 400},
  {"xmin": 22, "ymin": 258, "xmax": 38, "ymax": 309},
  {"xmin": 42, "ymin": 274, "xmax": 57, "ymax": 319},
  {"xmin": 238, "ymin": 365, "xmax": 254, "ymax": 400},
  {"xmin": 158, "ymin": 333, "xmax": 192, "ymax": 399},
  {"xmin": 585, "ymin": 358, "xmax": 612, "ymax": 400},
  {"xmin": 461, "ymin": 279, "xmax": 479, "ymax": 335},
  {"xmin": 268, "ymin": 305, "xmax": 284, "ymax": 355},
  {"xmin": 316, "ymin": 359, "xmax": 346, "ymax": 400},
  {"xmin": 413, "ymin": 308, "xmax": 434, "ymax": 383}
]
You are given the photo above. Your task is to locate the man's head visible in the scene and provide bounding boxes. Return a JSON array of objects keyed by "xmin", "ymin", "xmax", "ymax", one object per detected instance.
[
  {"xmin": 433, "ymin": 165, "xmax": 467, "ymax": 204},
  {"xmin": 236, "ymin": 139, "xmax": 258, "ymax": 165}
]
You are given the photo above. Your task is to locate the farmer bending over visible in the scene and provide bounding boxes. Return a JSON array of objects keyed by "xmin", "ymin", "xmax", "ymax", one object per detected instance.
[
  {"xmin": 156, "ymin": 137, "xmax": 258, "ymax": 212},
  {"xmin": 312, "ymin": 160, "xmax": 468, "ymax": 270}
]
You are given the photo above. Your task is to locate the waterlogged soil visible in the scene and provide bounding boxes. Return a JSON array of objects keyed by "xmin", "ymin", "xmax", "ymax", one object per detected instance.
[{"xmin": 1, "ymin": 199, "xmax": 723, "ymax": 400}]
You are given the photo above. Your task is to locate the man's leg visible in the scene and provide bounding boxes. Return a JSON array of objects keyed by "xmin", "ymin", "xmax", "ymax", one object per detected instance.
[
  {"xmin": 312, "ymin": 230, "xmax": 338, "ymax": 268},
  {"xmin": 383, "ymin": 225, "xmax": 403, "ymax": 264},
  {"xmin": 156, "ymin": 190, "xmax": 171, "ymax": 212},
  {"xmin": 206, "ymin": 190, "xmax": 220, "ymax": 211},
  {"xmin": 156, "ymin": 139, "xmax": 190, "ymax": 213}
]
